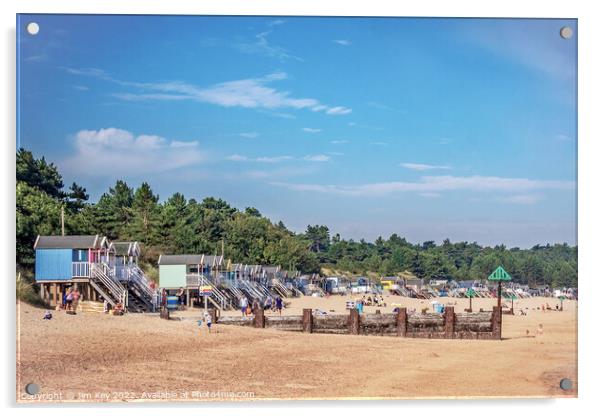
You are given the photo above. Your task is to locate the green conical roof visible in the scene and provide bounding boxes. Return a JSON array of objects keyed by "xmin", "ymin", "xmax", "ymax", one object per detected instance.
[
  {"xmin": 466, "ymin": 287, "xmax": 476, "ymax": 298},
  {"xmin": 488, "ymin": 266, "xmax": 512, "ymax": 281}
]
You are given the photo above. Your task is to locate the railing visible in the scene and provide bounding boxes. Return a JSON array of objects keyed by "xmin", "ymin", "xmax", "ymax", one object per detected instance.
[
  {"xmin": 72, "ymin": 262, "xmax": 91, "ymax": 278},
  {"xmin": 199, "ymin": 274, "xmax": 229, "ymax": 310},
  {"xmin": 129, "ymin": 264, "xmax": 158, "ymax": 310},
  {"xmin": 114, "ymin": 265, "xmax": 129, "ymax": 281},
  {"xmin": 237, "ymin": 279, "xmax": 265, "ymax": 301},
  {"xmin": 91, "ymin": 262, "xmax": 127, "ymax": 308},
  {"xmin": 186, "ymin": 274, "xmax": 201, "ymax": 287},
  {"xmin": 253, "ymin": 280, "xmax": 272, "ymax": 299},
  {"xmin": 271, "ymin": 279, "xmax": 293, "ymax": 297}
]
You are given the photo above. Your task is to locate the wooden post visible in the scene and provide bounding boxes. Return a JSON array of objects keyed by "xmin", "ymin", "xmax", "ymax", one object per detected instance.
[
  {"xmin": 254, "ymin": 307, "xmax": 265, "ymax": 328},
  {"xmin": 53, "ymin": 283, "xmax": 59, "ymax": 307},
  {"xmin": 39, "ymin": 284, "xmax": 45, "ymax": 302},
  {"xmin": 186, "ymin": 289, "xmax": 190, "ymax": 308},
  {"xmin": 444, "ymin": 306, "xmax": 455, "ymax": 339},
  {"xmin": 497, "ymin": 281, "xmax": 502, "ymax": 309},
  {"xmin": 349, "ymin": 308, "xmax": 360, "ymax": 335},
  {"xmin": 302, "ymin": 308, "xmax": 313, "ymax": 333},
  {"xmin": 492, "ymin": 306, "xmax": 502, "ymax": 340},
  {"xmin": 396, "ymin": 307, "xmax": 407, "ymax": 337}
]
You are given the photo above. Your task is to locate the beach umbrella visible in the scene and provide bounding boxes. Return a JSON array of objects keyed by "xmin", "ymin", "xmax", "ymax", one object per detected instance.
[
  {"xmin": 465, "ymin": 287, "xmax": 476, "ymax": 311},
  {"xmin": 487, "ymin": 266, "xmax": 512, "ymax": 309}
]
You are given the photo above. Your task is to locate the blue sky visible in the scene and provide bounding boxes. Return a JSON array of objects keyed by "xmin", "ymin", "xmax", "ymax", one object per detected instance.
[{"xmin": 17, "ymin": 15, "xmax": 577, "ymax": 248}]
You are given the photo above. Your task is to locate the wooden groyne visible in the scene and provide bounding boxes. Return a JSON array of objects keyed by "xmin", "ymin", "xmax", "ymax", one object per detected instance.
[{"xmin": 217, "ymin": 306, "xmax": 502, "ymax": 340}]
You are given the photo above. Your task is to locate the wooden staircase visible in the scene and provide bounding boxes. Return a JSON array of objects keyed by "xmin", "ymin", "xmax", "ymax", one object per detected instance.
[
  {"xmin": 199, "ymin": 274, "xmax": 231, "ymax": 310},
  {"xmin": 90, "ymin": 263, "xmax": 127, "ymax": 308},
  {"xmin": 126, "ymin": 265, "xmax": 157, "ymax": 312},
  {"xmin": 270, "ymin": 278, "xmax": 293, "ymax": 298},
  {"xmin": 78, "ymin": 301, "xmax": 105, "ymax": 314}
]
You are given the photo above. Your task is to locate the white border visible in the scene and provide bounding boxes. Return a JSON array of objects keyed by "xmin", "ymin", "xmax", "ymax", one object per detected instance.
[{"xmin": 2, "ymin": 1, "xmax": 600, "ymax": 415}]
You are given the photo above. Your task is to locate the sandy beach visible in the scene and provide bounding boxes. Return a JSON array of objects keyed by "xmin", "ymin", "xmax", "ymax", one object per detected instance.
[{"xmin": 16, "ymin": 295, "xmax": 577, "ymax": 402}]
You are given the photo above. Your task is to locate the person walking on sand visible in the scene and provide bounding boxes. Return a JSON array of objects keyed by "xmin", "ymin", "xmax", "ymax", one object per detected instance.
[
  {"xmin": 240, "ymin": 296, "xmax": 248, "ymax": 317},
  {"xmin": 65, "ymin": 288, "xmax": 74, "ymax": 312},
  {"xmin": 72, "ymin": 287, "xmax": 81, "ymax": 312},
  {"xmin": 204, "ymin": 310, "xmax": 212, "ymax": 334},
  {"xmin": 276, "ymin": 296, "xmax": 283, "ymax": 316}
]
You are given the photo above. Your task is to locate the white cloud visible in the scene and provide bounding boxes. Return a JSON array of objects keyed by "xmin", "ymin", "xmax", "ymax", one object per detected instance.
[
  {"xmin": 401, "ymin": 163, "xmax": 451, "ymax": 171},
  {"xmin": 63, "ymin": 128, "xmax": 203, "ymax": 175},
  {"xmin": 333, "ymin": 39, "xmax": 352, "ymax": 46},
  {"xmin": 239, "ymin": 132, "xmax": 259, "ymax": 139},
  {"xmin": 256, "ymin": 156, "xmax": 294, "ymax": 163},
  {"xmin": 303, "ymin": 154, "xmax": 330, "ymax": 162},
  {"xmin": 237, "ymin": 30, "xmax": 304, "ymax": 62},
  {"xmin": 74, "ymin": 85, "xmax": 89, "ymax": 91},
  {"xmin": 330, "ymin": 140, "xmax": 349, "ymax": 144},
  {"xmin": 228, "ymin": 154, "xmax": 331, "ymax": 163},
  {"xmin": 268, "ymin": 19, "xmax": 286, "ymax": 27},
  {"xmin": 227, "ymin": 154, "xmax": 248, "ymax": 161},
  {"xmin": 370, "ymin": 141, "xmax": 388, "ymax": 146},
  {"xmin": 420, "ymin": 192, "xmax": 441, "ymax": 198},
  {"xmin": 302, "ymin": 127, "xmax": 322, "ymax": 133},
  {"xmin": 227, "ymin": 154, "xmax": 292, "ymax": 163},
  {"xmin": 66, "ymin": 67, "xmax": 352, "ymax": 116},
  {"xmin": 555, "ymin": 134, "xmax": 573, "ymax": 141},
  {"xmin": 326, "ymin": 106, "xmax": 353, "ymax": 115},
  {"xmin": 272, "ymin": 175, "xmax": 575, "ymax": 197},
  {"xmin": 498, "ymin": 194, "xmax": 544, "ymax": 205}
]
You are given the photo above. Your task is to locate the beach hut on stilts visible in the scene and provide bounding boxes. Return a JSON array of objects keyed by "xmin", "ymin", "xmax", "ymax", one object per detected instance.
[{"xmin": 34, "ymin": 235, "xmax": 157, "ymax": 313}]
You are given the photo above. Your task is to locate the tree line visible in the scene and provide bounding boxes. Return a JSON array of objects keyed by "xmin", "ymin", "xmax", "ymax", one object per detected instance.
[{"xmin": 16, "ymin": 148, "xmax": 577, "ymax": 288}]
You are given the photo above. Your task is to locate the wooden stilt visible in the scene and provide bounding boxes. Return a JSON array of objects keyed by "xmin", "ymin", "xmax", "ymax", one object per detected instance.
[{"xmin": 52, "ymin": 283, "xmax": 57, "ymax": 307}]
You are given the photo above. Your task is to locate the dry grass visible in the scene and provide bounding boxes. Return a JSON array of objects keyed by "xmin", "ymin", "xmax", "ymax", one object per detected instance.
[{"xmin": 16, "ymin": 295, "xmax": 577, "ymax": 402}]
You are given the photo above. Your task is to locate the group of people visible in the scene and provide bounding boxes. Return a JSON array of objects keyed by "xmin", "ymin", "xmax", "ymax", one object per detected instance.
[
  {"xmin": 361, "ymin": 294, "xmax": 386, "ymax": 307},
  {"xmin": 60, "ymin": 287, "xmax": 81, "ymax": 313},
  {"xmin": 239, "ymin": 295, "xmax": 283, "ymax": 316}
]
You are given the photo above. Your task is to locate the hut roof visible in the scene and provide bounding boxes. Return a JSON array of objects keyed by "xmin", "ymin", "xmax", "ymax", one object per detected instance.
[
  {"xmin": 110, "ymin": 241, "xmax": 139, "ymax": 256},
  {"xmin": 203, "ymin": 255, "xmax": 225, "ymax": 267},
  {"xmin": 34, "ymin": 235, "xmax": 104, "ymax": 250},
  {"xmin": 158, "ymin": 254, "xmax": 204, "ymax": 265}
]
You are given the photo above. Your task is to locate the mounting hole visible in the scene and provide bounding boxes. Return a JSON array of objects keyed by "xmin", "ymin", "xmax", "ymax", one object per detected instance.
[
  {"xmin": 560, "ymin": 26, "xmax": 573, "ymax": 39},
  {"xmin": 559, "ymin": 378, "xmax": 573, "ymax": 391},
  {"xmin": 25, "ymin": 383, "xmax": 39, "ymax": 395},
  {"xmin": 26, "ymin": 22, "xmax": 40, "ymax": 35}
]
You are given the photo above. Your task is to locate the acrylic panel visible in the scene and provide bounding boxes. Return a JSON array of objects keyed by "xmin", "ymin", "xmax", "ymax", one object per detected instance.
[{"xmin": 16, "ymin": 14, "xmax": 577, "ymax": 402}]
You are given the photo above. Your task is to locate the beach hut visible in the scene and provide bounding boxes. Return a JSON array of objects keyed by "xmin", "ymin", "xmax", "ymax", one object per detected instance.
[
  {"xmin": 404, "ymin": 277, "xmax": 423, "ymax": 292},
  {"xmin": 158, "ymin": 254, "xmax": 203, "ymax": 291},
  {"xmin": 158, "ymin": 254, "xmax": 231, "ymax": 309},
  {"xmin": 108, "ymin": 241, "xmax": 140, "ymax": 280},
  {"xmin": 34, "ymin": 234, "xmax": 117, "ymax": 306}
]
